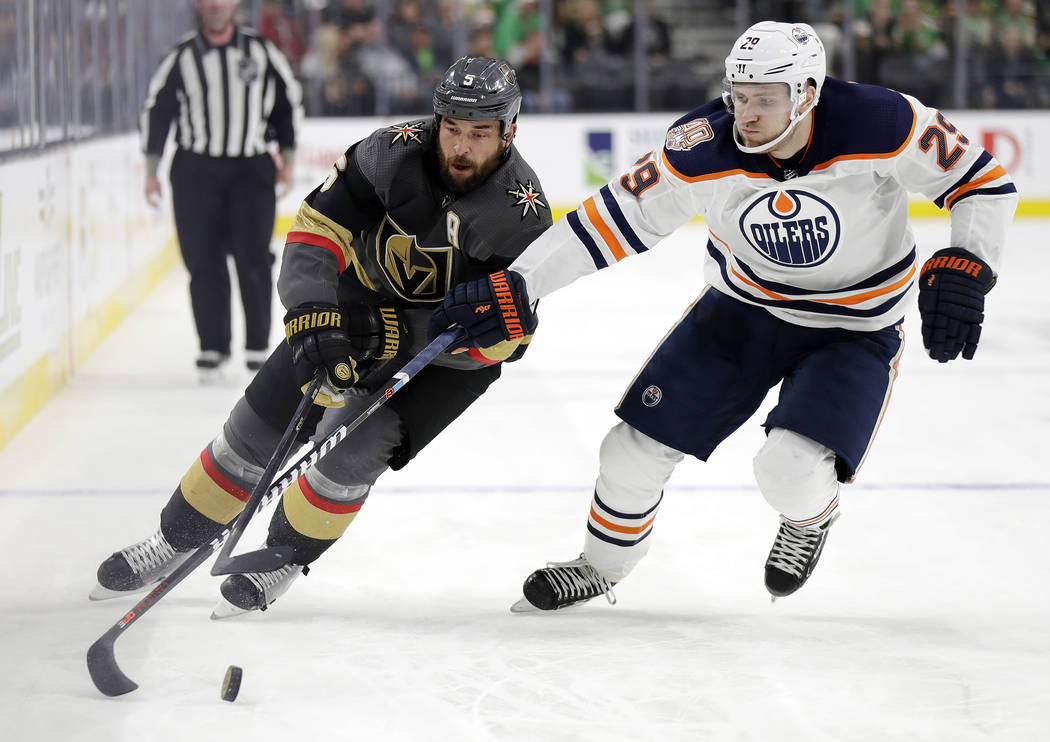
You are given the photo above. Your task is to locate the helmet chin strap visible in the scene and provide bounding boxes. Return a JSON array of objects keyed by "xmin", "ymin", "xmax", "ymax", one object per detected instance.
[{"xmin": 733, "ymin": 99, "xmax": 816, "ymax": 155}]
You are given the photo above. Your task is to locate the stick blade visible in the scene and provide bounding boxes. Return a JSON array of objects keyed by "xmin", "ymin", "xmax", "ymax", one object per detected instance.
[
  {"xmin": 210, "ymin": 545, "xmax": 294, "ymax": 576},
  {"xmin": 87, "ymin": 635, "xmax": 138, "ymax": 696}
]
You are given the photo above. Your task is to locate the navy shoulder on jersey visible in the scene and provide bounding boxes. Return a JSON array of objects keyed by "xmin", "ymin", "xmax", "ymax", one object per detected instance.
[
  {"xmin": 660, "ymin": 99, "xmax": 742, "ymax": 180},
  {"xmin": 808, "ymin": 78, "xmax": 916, "ymax": 164}
]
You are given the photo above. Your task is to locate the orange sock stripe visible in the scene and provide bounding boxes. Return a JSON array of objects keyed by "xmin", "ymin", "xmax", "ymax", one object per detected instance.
[{"xmin": 589, "ymin": 507, "xmax": 656, "ymax": 535}]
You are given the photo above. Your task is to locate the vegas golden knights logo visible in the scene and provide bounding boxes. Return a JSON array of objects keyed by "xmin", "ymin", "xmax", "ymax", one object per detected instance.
[{"xmin": 375, "ymin": 215, "xmax": 452, "ymax": 302}]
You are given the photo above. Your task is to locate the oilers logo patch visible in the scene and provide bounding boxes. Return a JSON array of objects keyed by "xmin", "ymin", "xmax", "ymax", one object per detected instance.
[
  {"xmin": 506, "ymin": 180, "xmax": 548, "ymax": 219},
  {"xmin": 665, "ymin": 118, "xmax": 714, "ymax": 152},
  {"xmin": 738, "ymin": 188, "xmax": 841, "ymax": 267},
  {"xmin": 387, "ymin": 122, "xmax": 424, "ymax": 146},
  {"xmin": 642, "ymin": 385, "xmax": 662, "ymax": 407}
]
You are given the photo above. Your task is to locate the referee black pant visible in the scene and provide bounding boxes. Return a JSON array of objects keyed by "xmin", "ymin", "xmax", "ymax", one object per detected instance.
[{"xmin": 170, "ymin": 150, "xmax": 276, "ymax": 356}]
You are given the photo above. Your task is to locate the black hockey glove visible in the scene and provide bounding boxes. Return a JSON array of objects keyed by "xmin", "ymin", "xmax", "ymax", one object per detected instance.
[
  {"xmin": 284, "ymin": 304, "xmax": 359, "ymax": 407},
  {"xmin": 428, "ymin": 270, "xmax": 537, "ymax": 348},
  {"xmin": 918, "ymin": 247, "xmax": 996, "ymax": 363}
]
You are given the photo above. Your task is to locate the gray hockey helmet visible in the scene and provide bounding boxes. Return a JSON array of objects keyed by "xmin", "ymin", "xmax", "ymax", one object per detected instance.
[{"xmin": 433, "ymin": 56, "xmax": 521, "ymax": 140}]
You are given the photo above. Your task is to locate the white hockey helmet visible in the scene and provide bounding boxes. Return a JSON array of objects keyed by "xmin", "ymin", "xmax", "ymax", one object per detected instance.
[{"xmin": 723, "ymin": 21, "xmax": 826, "ymax": 153}]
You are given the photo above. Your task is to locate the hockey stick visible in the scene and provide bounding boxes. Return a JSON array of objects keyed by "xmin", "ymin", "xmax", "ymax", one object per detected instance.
[
  {"xmin": 86, "ymin": 329, "xmax": 463, "ymax": 696},
  {"xmin": 210, "ymin": 326, "xmax": 467, "ymax": 575},
  {"xmin": 86, "ymin": 369, "xmax": 324, "ymax": 697}
]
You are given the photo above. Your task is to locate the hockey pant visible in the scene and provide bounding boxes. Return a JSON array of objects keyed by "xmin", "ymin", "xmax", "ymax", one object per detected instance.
[{"xmin": 584, "ymin": 422, "xmax": 839, "ymax": 582}]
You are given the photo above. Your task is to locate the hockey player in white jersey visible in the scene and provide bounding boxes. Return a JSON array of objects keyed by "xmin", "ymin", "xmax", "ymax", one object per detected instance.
[{"xmin": 429, "ymin": 22, "xmax": 1017, "ymax": 610}]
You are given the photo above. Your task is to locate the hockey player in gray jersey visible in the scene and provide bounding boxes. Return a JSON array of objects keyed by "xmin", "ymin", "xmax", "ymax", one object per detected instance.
[
  {"xmin": 90, "ymin": 57, "xmax": 552, "ymax": 616},
  {"xmin": 431, "ymin": 23, "xmax": 1017, "ymax": 610}
]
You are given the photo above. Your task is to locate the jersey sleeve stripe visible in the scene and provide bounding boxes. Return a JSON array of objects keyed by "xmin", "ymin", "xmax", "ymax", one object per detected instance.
[
  {"xmin": 582, "ymin": 196, "xmax": 628, "ymax": 261},
  {"xmin": 934, "ymin": 150, "xmax": 991, "ymax": 208},
  {"xmin": 949, "ymin": 183, "xmax": 1018, "ymax": 207},
  {"xmin": 945, "ymin": 165, "xmax": 1008, "ymax": 209},
  {"xmin": 566, "ymin": 210, "xmax": 609, "ymax": 269},
  {"xmin": 286, "ymin": 230, "xmax": 349, "ymax": 272},
  {"xmin": 599, "ymin": 185, "xmax": 649, "ymax": 255}
]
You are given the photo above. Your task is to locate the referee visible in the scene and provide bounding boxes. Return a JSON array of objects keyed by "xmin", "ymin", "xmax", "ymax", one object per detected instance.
[{"xmin": 142, "ymin": 0, "xmax": 302, "ymax": 377}]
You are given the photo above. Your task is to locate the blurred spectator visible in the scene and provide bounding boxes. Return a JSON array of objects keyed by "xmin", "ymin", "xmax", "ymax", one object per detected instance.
[
  {"xmin": 983, "ymin": 23, "xmax": 1046, "ymax": 108},
  {"xmin": 468, "ymin": 24, "xmax": 497, "ymax": 58},
  {"xmin": 994, "ymin": 0, "xmax": 1037, "ymax": 50},
  {"xmin": 326, "ymin": 0, "xmax": 373, "ymax": 27},
  {"xmin": 354, "ymin": 17, "xmax": 424, "ymax": 114},
  {"xmin": 493, "ymin": 0, "xmax": 544, "ymax": 65},
  {"xmin": 560, "ymin": 0, "xmax": 608, "ymax": 69},
  {"xmin": 387, "ymin": 0, "xmax": 424, "ymax": 58},
  {"xmin": 260, "ymin": 0, "xmax": 307, "ymax": 75},
  {"xmin": 604, "ymin": 0, "xmax": 671, "ymax": 64}
]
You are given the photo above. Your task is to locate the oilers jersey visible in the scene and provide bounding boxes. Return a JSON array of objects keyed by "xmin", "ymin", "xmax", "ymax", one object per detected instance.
[{"xmin": 511, "ymin": 78, "xmax": 1018, "ymax": 331}]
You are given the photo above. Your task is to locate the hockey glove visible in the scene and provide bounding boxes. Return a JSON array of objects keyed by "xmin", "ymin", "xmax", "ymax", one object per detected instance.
[
  {"xmin": 428, "ymin": 270, "xmax": 537, "ymax": 349},
  {"xmin": 284, "ymin": 304, "xmax": 358, "ymax": 407},
  {"xmin": 918, "ymin": 247, "xmax": 996, "ymax": 363}
]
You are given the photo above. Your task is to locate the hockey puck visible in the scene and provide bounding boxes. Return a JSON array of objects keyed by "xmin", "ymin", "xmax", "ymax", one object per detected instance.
[{"xmin": 221, "ymin": 665, "xmax": 243, "ymax": 702}]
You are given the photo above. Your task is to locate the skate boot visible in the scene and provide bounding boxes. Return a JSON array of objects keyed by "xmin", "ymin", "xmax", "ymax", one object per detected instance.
[
  {"xmin": 764, "ymin": 513, "xmax": 840, "ymax": 599},
  {"xmin": 511, "ymin": 554, "xmax": 617, "ymax": 613},
  {"xmin": 211, "ymin": 563, "xmax": 308, "ymax": 619},
  {"xmin": 90, "ymin": 528, "xmax": 192, "ymax": 600},
  {"xmin": 196, "ymin": 350, "xmax": 230, "ymax": 383}
]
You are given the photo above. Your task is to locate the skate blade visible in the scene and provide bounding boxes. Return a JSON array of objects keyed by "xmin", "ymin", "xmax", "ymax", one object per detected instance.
[
  {"xmin": 210, "ymin": 596, "xmax": 253, "ymax": 620},
  {"xmin": 509, "ymin": 597, "xmax": 541, "ymax": 614}
]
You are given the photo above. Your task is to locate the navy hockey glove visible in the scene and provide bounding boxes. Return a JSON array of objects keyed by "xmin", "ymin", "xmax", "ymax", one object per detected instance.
[
  {"xmin": 918, "ymin": 248, "xmax": 996, "ymax": 363},
  {"xmin": 428, "ymin": 270, "xmax": 537, "ymax": 348},
  {"xmin": 284, "ymin": 304, "xmax": 358, "ymax": 406}
]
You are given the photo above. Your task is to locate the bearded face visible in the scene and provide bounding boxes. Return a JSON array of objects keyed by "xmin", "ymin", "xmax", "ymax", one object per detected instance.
[{"xmin": 436, "ymin": 117, "xmax": 513, "ymax": 194}]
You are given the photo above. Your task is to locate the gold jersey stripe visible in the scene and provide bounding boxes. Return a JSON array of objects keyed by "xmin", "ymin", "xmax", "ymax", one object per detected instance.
[{"xmin": 291, "ymin": 202, "xmax": 376, "ymax": 291}]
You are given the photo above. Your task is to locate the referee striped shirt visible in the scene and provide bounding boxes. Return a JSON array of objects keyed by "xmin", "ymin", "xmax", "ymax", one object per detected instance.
[{"xmin": 141, "ymin": 27, "xmax": 303, "ymax": 159}]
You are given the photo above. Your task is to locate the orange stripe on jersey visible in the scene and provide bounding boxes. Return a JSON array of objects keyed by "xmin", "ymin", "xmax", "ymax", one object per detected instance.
[
  {"xmin": 811, "ymin": 98, "xmax": 917, "ymax": 172},
  {"xmin": 589, "ymin": 507, "xmax": 656, "ymax": 535},
  {"xmin": 582, "ymin": 197, "xmax": 628, "ymax": 261},
  {"xmin": 945, "ymin": 165, "xmax": 1007, "ymax": 210},
  {"xmin": 286, "ymin": 230, "xmax": 349, "ymax": 272},
  {"xmin": 710, "ymin": 231, "xmax": 914, "ymax": 306},
  {"xmin": 661, "ymin": 150, "xmax": 770, "ymax": 183}
]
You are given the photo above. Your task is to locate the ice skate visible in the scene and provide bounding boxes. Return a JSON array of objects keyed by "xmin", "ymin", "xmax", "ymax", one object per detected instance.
[
  {"xmin": 244, "ymin": 349, "xmax": 268, "ymax": 372},
  {"xmin": 90, "ymin": 528, "xmax": 192, "ymax": 600},
  {"xmin": 510, "ymin": 554, "xmax": 617, "ymax": 613},
  {"xmin": 765, "ymin": 513, "xmax": 839, "ymax": 599},
  {"xmin": 211, "ymin": 563, "xmax": 307, "ymax": 619},
  {"xmin": 196, "ymin": 350, "xmax": 230, "ymax": 383}
]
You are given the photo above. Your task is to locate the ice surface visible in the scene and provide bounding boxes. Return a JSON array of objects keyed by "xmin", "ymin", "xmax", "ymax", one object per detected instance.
[{"xmin": 1, "ymin": 220, "xmax": 1047, "ymax": 741}]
